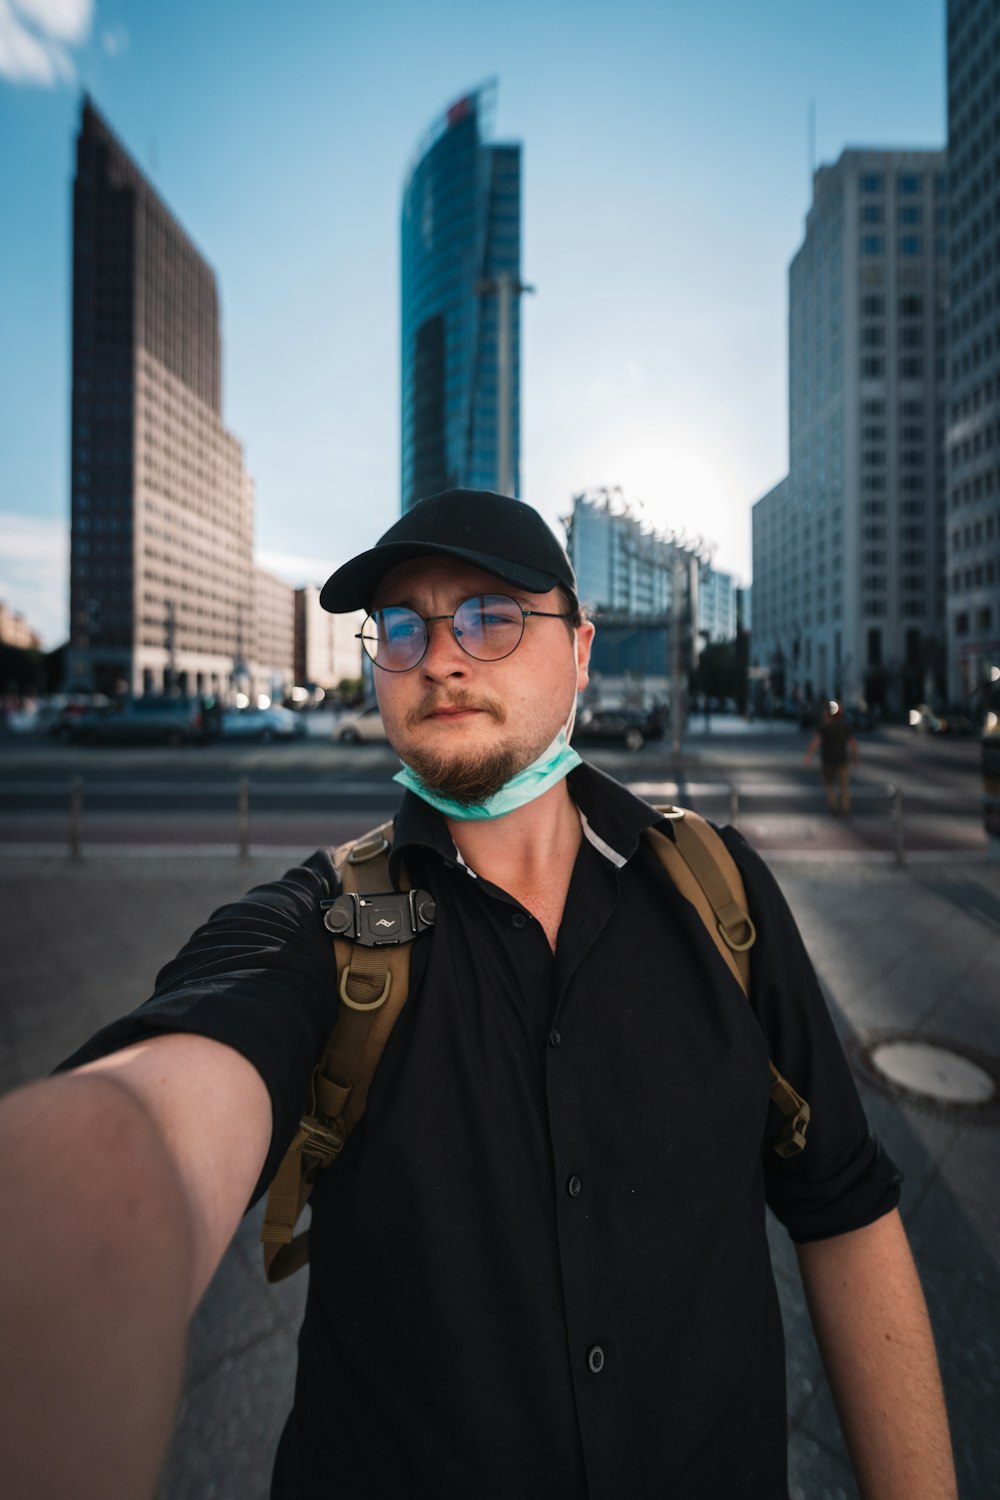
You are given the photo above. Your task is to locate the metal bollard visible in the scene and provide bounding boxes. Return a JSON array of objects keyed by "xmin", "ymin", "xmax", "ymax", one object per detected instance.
[
  {"xmin": 69, "ymin": 775, "xmax": 83, "ymax": 860},
  {"xmin": 238, "ymin": 776, "xmax": 250, "ymax": 859},
  {"xmin": 728, "ymin": 783, "xmax": 740, "ymax": 829},
  {"xmin": 890, "ymin": 784, "xmax": 905, "ymax": 867}
]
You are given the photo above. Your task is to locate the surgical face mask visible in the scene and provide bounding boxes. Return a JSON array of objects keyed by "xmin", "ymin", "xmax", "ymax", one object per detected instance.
[{"xmin": 393, "ymin": 696, "xmax": 581, "ymax": 821}]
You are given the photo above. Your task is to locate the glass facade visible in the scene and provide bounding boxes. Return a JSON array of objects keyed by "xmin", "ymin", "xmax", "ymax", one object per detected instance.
[{"xmin": 400, "ymin": 84, "xmax": 522, "ymax": 511}]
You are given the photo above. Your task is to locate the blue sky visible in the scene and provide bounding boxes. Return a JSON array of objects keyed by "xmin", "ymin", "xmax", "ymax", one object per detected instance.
[{"xmin": 0, "ymin": 0, "xmax": 945, "ymax": 648}]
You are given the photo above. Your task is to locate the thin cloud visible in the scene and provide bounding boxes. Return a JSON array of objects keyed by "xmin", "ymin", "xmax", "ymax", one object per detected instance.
[
  {"xmin": 101, "ymin": 22, "xmax": 126, "ymax": 56},
  {"xmin": 0, "ymin": 0, "xmax": 92, "ymax": 86},
  {"xmin": 256, "ymin": 547, "xmax": 332, "ymax": 590},
  {"xmin": 0, "ymin": 513, "xmax": 68, "ymax": 649}
]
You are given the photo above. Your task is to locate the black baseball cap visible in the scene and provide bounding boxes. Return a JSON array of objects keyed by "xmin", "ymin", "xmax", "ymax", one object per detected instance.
[{"xmin": 320, "ymin": 489, "xmax": 578, "ymax": 613}]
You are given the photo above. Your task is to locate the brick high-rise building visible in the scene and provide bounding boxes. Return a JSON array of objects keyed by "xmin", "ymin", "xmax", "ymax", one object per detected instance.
[{"xmin": 67, "ymin": 97, "xmax": 262, "ymax": 698}]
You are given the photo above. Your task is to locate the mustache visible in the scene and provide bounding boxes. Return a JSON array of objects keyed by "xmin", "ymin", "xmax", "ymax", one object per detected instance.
[{"xmin": 405, "ymin": 691, "xmax": 506, "ymax": 730}]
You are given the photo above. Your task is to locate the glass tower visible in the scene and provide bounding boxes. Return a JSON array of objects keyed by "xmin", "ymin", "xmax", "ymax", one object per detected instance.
[{"xmin": 400, "ymin": 83, "xmax": 523, "ymax": 511}]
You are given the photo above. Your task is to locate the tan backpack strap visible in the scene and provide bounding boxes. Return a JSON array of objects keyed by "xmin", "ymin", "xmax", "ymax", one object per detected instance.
[
  {"xmin": 262, "ymin": 821, "xmax": 424, "ymax": 1281},
  {"xmin": 644, "ymin": 808, "xmax": 755, "ymax": 993},
  {"xmin": 644, "ymin": 806, "xmax": 810, "ymax": 1158}
]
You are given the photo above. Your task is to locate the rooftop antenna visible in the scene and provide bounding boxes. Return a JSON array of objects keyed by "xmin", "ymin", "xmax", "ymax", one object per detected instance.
[{"xmin": 808, "ymin": 97, "xmax": 816, "ymax": 193}]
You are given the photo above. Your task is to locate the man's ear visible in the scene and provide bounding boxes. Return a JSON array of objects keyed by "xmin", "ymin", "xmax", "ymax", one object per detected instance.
[{"xmin": 575, "ymin": 619, "xmax": 595, "ymax": 691}]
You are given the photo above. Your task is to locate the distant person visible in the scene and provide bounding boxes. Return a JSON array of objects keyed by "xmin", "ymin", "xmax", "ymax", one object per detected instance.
[{"xmin": 804, "ymin": 699, "xmax": 860, "ymax": 816}]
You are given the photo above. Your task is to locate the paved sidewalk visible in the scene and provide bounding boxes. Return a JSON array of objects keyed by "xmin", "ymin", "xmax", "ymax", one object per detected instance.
[{"xmin": 1, "ymin": 844, "xmax": 997, "ymax": 1498}]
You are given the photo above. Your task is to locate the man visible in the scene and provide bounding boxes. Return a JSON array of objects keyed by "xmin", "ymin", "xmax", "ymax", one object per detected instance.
[
  {"xmin": 804, "ymin": 699, "xmax": 861, "ymax": 816},
  {"xmin": 0, "ymin": 491, "xmax": 955, "ymax": 1499}
]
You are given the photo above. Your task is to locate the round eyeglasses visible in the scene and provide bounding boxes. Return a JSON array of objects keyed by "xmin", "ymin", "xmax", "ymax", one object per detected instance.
[{"xmin": 357, "ymin": 593, "xmax": 574, "ymax": 673}]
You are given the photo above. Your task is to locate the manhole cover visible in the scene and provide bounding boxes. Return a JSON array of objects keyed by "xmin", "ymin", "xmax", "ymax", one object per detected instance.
[
  {"xmin": 869, "ymin": 1041, "xmax": 994, "ymax": 1103},
  {"xmin": 851, "ymin": 1030, "xmax": 1000, "ymax": 1121}
]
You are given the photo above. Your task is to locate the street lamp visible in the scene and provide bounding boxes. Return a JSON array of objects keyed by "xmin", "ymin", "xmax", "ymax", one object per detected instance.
[{"xmin": 475, "ymin": 273, "xmax": 534, "ymax": 496}]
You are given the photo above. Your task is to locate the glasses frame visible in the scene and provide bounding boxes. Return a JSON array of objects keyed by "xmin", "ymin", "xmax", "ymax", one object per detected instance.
[{"xmin": 356, "ymin": 593, "xmax": 575, "ymax": 673}]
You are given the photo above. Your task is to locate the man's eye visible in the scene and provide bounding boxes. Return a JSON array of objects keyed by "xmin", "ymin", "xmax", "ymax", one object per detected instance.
[
  {"xmin": 385, "ymin": 616, "xmax": 421, "ymax": 642},
  {"xmin": 472, "ymin": 608, "xmax": 519, "ymax": 628}
]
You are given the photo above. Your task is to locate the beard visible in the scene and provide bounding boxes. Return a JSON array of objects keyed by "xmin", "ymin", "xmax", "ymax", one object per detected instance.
[
  {"xmin": 403, "ymin": 740, "xmax": 528, "ymax": 806},
  {"xmin": 399, "ymin": 689, "xmax": 538, "ymax": 806}
]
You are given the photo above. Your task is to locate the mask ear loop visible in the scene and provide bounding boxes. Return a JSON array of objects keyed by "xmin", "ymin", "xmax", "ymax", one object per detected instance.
[{"xmin": 563, "ymin": 629, "xmax": 580, "ymax": 745}]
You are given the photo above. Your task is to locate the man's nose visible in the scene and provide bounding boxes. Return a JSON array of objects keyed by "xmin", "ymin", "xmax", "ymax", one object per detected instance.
[{"xmin": 420, "ymin": 615, "xmax": 468, "ymax": 677}]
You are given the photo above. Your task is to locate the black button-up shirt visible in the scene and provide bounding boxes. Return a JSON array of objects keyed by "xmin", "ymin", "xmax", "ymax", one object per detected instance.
[{"xmin": 63, "ymin": 763, "xmax": 900, "ymax": 1499}]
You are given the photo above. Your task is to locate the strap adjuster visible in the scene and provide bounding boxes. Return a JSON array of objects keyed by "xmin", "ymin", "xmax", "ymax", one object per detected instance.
[{"xmin": 297, "ymin": 1112, "xmax": 346, "ymax": 1168}]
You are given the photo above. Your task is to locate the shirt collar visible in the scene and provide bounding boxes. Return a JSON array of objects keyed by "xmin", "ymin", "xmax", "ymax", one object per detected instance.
[{"xmin": 389, "ymin": 760, "xmax": 669, "ymax": 883}]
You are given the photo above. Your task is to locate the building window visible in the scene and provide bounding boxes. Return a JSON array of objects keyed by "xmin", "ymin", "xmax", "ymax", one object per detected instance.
[
  {"xmin": 899, "ymin": 235, "xmax": 923, "ymax": 257},
  {"xmin": 862, "ymin": 204, "xmax": 883, "ymax": 225},
  {"xmin": 862, "ymin": 235, "xmax": 884, "ymax": 256},
  {"xmin": 861, "ymin": 174, "xmax": 884, "ymax": 194},
  {"xmin": 898, "ymin": 174, "xmax": 922, "ymax": 195}
]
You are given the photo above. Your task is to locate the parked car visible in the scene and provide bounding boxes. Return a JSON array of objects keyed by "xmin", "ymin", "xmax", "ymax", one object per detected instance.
[
  {"xmin": 72, "ymin": 695, "xmax": 210, "ymax": 746},
  {"xmin": 908, "ymin": 702, "xmax": 947, "ymax": 734},
  {"xmin": 221, "ymin": 705, "xmax": 306, "ymax": 742},
  {"xmin": 336, "ymin": 704, "xmax": 388, "ymax": 743},
  {"xmin": 573, "ymin": 704, "xmax": 650, "ymax": 753},
  {"xmin": 42, "ymin": 693, "xmax": 114, "ymax": 739}
]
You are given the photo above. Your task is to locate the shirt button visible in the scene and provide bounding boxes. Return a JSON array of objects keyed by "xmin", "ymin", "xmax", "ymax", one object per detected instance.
[
  {"xmin": 587, "ymin": 1345, "xmax": 605, "ymax": 1374},
  {"xmin": 511, "ymin": 911, "xmax": 528, "ymax": 929},
  {"xmin": 567, "ymin": 1174, "xmax": 582, "ymax": 1198},
  {"xmin": 549, "ymin": 1029, "xmax": 562, "ymax": 1048}
]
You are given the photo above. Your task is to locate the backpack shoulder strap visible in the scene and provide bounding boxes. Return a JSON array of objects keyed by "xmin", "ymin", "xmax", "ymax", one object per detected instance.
[
  {"xmin": 261, "ymin": 820, "xmax": 428, "ymax": 1281},
  {"xmin": 643, "ymin": 806, "xmax": 810, "ymax": 1159},
  {"xmin": 644, "ymin": 807, "xmax": 755, "ymax": 993}
]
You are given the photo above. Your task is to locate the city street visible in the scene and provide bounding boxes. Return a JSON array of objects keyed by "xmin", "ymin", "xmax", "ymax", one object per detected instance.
[
  {"xmin": 0, "ymin": 732, "xmax": 997, "ymax": 1498},
  {"xmin": 0, "ymin": 717, "xmax": 989, "ymax": 862}
]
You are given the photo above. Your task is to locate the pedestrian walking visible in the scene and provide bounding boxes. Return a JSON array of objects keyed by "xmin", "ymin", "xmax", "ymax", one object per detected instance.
[
  {"xmin": 804, "ymin": 698, "xmax": 860, "ymax": 816},
  {"xmin": 0, "ymin": 491, "xmax": 955, "ymax": 1500}
]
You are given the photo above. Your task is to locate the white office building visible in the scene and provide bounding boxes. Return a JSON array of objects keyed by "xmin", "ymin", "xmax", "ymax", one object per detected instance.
[{"xmin": 753, "ymin": 148, "xmax": 948, "ymax": 713}]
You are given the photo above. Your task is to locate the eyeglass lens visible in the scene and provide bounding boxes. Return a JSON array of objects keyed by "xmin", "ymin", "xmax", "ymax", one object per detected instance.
[{"xmin": 360, "ymin": 594, "xmax": 526, "ymax": 671}]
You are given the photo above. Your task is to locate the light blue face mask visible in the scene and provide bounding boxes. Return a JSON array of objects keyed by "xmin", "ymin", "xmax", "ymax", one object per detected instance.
[{"xmin": 393, "ymin": 714, "xmax": 582, "ymax": 821}]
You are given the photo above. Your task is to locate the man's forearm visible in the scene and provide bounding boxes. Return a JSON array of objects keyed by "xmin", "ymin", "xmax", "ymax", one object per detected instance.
[
  {"xmin": 0, "ymin": 1074, "xmax": 197, "ymax": 1500},
  {"xmin": 796, "ymin": 1209, "xmax": 957, "ymax": 1500}
]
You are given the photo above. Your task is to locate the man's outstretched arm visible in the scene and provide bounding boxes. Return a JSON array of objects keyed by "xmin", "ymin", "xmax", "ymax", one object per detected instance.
[
  {"xmin": 796, "ymin": 1208, "xmax": 957, "ymax": 1500},
  {"xmin": 0, "ymin": 1034, "xmax": 271, "ymax": 1500}
]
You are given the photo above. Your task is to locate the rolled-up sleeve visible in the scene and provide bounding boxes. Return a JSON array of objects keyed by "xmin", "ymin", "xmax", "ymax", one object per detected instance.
[{"xmin": 722, "ymin": 829, "xmax": 902, "ymax": 1242}]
